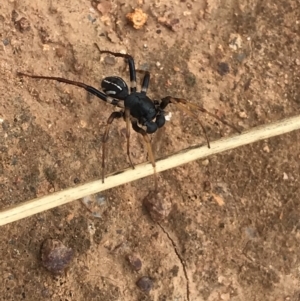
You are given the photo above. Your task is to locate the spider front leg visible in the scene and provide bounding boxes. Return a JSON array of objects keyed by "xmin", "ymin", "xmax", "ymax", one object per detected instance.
[
  {"xmin": 17, "ymin": 72, "xmax": 123, "ymax": 107},
  {"xmin": 141, "ymin": 71, "xmax": 150, "ymax": 93},
  {"xmin": 94, "ymin": 43, "xmax": 137, "ymax": 93},
  {"xmin": 160, "ymin": 96, "xmax": 240, "ymax": 148}
]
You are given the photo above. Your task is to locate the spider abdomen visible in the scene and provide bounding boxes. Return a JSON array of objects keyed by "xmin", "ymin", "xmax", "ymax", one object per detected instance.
[{"xmin": 101, "ymin": 76, "xmax": 129, "ymax": 99}]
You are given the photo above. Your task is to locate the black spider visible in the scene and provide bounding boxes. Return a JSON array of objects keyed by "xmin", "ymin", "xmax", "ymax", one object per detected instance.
[{"xmin": 17, "ymin": 43, "xmax": 240, "ymax": 189}]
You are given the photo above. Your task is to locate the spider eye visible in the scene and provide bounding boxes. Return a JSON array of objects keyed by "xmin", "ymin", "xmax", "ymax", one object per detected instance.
[{"xmin": 101, "ymin": 76, "xmax": 129, "ymax": 99}]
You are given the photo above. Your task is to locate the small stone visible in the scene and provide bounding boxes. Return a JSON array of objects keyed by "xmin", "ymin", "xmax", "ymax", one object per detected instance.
[
  {"xmin": 156, "ymin": 61, "xmax": 161, "ymax": 68},
  {"xmin": 2, "ymin": 38, "xmax": 10, "ymax": 46},
  {"xmin": 217, "ymin": 62, "xmax": 230, "ymax": 76},
  {"xmin": 55, "ymin": 46, "xmax": 66, "ymax": 58},
  {"xmin": 165, "ymin": 112, "xmax": 172, "ymax": 121},
  {"xmin": 15, "ymin": 17, "xmax": 30, "ymax": 32},
  {"xmin": 221, "ymin": 293, "xmax": 230, "ymax": 301},
  {"xmin": 183, "ymin": 11, "xmax": 191, "ymax": 16},
  {"xmin": 239, "ymin": 111, "xmax": 248, "ymax": 119},
  {"xmin": 104, "ymin": 55, "xmax": 116, "ymax": 65},
  {"xmin": 229, "ymin": 33, "xmax": 242, "ymax": 51},
  {"xmin": 126, "ymin": 254, "xmax": 142, "ymax": 271},
  {"xmin": 41, "ymin": 239, "xmax": 74, "ymax": 274},
  {"xmin": 143, "ymin": 190, "xmax": 172, "ymax": 222},
  {"xmin": 212, "ymin": 193, "xmax": 225, "ymax": 206},
  {"xmin": 184, "ymin": 72, "xmax": 196, "ymax": 87},
  {"xmin": 235, "ymin": 52, "xmax": 247, "ymax": 63},
  {"xmin": 158, "ymin": 17, "xmax": 180, "ymax": 32},
  {"xmin": 203, "ymin": 180, "xmax": 211, "ymax": 192},
  {"xmin": 87, "ymin": 14, "xmax": 97, "ymax": 23},
  {"xmin": 136, "ymin": 276, "xmax": 153, "ymax": 293},
  {"xmin": 43, "ymin": 44, "xmax": 50, "ymax": 51},
  {"xmin": 80, "ymin": 120, "xmax": 87, "ymax": 128},
  {"xmin": 126, "ymin": 8, "xmax": 148, "ymax": 29},
  {"xmin": 73, "ymin": 177, "xmax": 80, "ymax": 184},
  {"xmin": 283, "ymin": 172, "xmax": 288, "ymax": 180},
  {"xmin": 96, "ymin": 1, "xmax": 111, "ymax": 15},
  {"xmin": 263, "ymin": 145, "xmax": 270, "ymax": 153},
  {"xmin": 202, "ymin": 159, "xmax": 209, "ymax": 166}
]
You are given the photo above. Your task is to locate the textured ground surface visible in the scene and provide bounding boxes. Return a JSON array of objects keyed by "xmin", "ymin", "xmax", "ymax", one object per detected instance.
[{"xmin": 1, "ymin": 0, "xmax": 300, "ymax": 300}]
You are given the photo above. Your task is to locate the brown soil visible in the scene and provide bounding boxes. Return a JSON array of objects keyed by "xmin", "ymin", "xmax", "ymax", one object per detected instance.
[{"xmin": 1, "ymin": 0, "xmax": 300, "ymax": 300}]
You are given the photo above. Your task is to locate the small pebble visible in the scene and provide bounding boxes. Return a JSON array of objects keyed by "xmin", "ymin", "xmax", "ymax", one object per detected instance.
[
  {"xmin": 15, "ymin": 17, "xmax": 30, "ymax": 32},
  {"xmin": 126, "ymin": 254, "xmax": 142, "ymax": 271},
  {"xmin": 263, "ymin": 145, "xmax": 270, "ymax": 153},
  {"xmin": 202, "ymin": 159, "xmax": 209, "ymax": 166},
  {"xmin": 229, "ymin": 33, "xmax": 242, "ymax": 50},
  {"xmin": 80, "ymin": 120, "xmax": 87, "ymax": 128},
  {"xmin": 96, "ymin": 1, "xmax": 111, "ymax": 15},
  {"xmin": 2, "ymin": 38, "xmax": 10, "ymax": 46},
  {"xmin": 55, "ymin": 46, "xmax": 66, "ymax": 58},
  {"xmin": 184, "ymin": 71, "xmax": 196, "ymax": 87},
  {"xmin": 41, "ymin": 239, "xmax": 74, "ymax": 274},
  {"xmin": 104, "ymin": 55, "xmax": 116, "ymax": 65},
  {"xmin": 73, "ymin": 177, "xmax": 80, "ymax": 184},
  {"xmin": 165, "ymin": 112, "xmax": 172, "ymax": 121},
  {"xmin": 126, "ymin": 8, "xmax": 148, "ymax": 29},
  {"xmin": 156, "ymin": 61, "xmax": 161, "ymax": 68},
  {"xmin": 203, "ymin": 180, "xmax": 212, "ymax": 192},
  {"xmin": 136, "ymin": 276, "xmax": 153, "ymax": 293},
  {"xmin": 238, "ymin": 111, "xmax": 248, "ymax": 119},
  {"xmin": 87, "ymin": 14, "xmax": 97, "ymax": 23},
  {"xmin": 143, "ymin": 190, "xmax": 171, "ymax": 222},
  {"xmin": 43, "ymin": 44, "xmax": 50, "ymax": 52},
  {"xmin": 217, "ymin": 62, "xmax": 230, "ymax": 76}
]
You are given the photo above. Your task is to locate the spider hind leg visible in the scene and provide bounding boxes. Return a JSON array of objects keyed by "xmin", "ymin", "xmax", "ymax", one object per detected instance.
[{"xmin": 160, "ymin": 96, "xmax": 240, "ymax": 148}]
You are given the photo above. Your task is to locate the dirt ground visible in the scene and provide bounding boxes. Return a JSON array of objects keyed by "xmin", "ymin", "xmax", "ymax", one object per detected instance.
[{"xmin": 1, "ymin": 0, "xmax": 300, "ymax": 300}]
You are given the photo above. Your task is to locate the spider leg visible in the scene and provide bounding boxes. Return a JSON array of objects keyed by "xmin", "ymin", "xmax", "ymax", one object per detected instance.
[
  {"xmin": 160, "ymin": 96, "xmax": 240, "ymax": 147},
  {"xmin": 94, "ymin": 43, "xmax": 137, "ymax": 93},
  {"xmin": 17, "ymin": 72, "xmax": 122, "ymax": 107},
  {"xmin": 102, "ymin": 111, "xmax": 124, "ymax": 183},
  {"xmin": 141, "ymin": 71, "xmax": 150, "ymax": 94},
  {"xmin": 124, "ymin": 108, "xmax": 135, "ymax": 169},
  {"xmin": 131, "ymin": 121, "xmax": 158, "ymax": 191},
  {"xmin": 162, "ymin": 96, "xmax": 241, "ymax": 133},
  {"xmin": 160, "ymin": 96, "xmax": 210, "ymax": 148}
]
